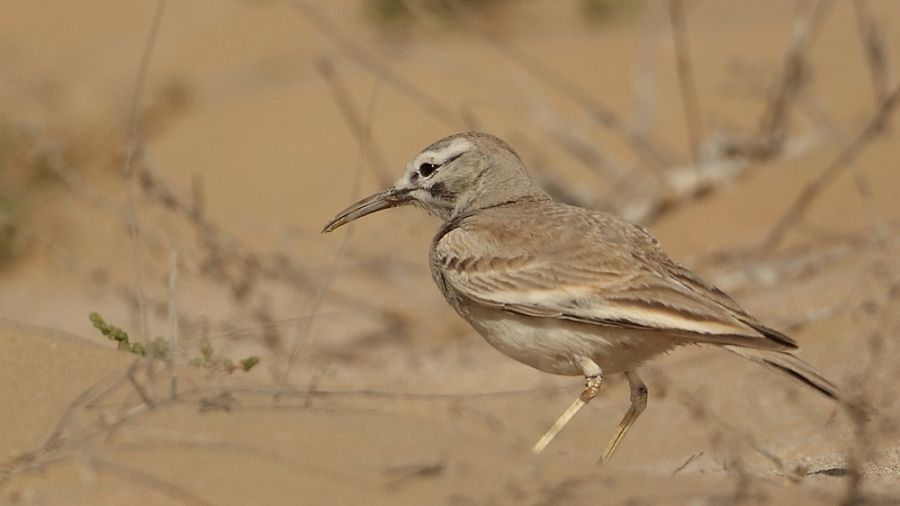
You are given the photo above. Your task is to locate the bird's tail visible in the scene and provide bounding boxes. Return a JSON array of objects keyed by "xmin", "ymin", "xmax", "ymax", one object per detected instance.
[{"xmin": 723, "ymin": 345, "xmax": 839, "ymax": 400}]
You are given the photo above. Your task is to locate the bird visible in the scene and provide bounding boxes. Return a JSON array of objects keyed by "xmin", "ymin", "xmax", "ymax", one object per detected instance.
[{"xmin": 322, "ymin": 131, "xmax": 844, "ymax": 463}]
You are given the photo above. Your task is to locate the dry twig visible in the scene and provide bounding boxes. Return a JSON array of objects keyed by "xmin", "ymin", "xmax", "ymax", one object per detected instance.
[
  {"xmin": 762, "ymin": 83, "xmax": 900, "ymax": 251},
  {"xmin": 316, "ymin": 56, "xmax": 393, "ymax": 186},
  {"xmin": 290, "ymin": 0, "xmax": 457, "ymax": 127},
  {"xmin": 443, "ymin": 0, "xmax": 675, "ymax": 171},
  {"xmin": 167, "ymin": 250, "xmax": 179, "ymax": 400},
  {"xmin": 755, "ymin": 0, "xmax": 833, "ymax": 156},
  {"xmin": 668, "ymin": 0, "xmax": 703, "ymax": 165},
  {"xmin": 278, "ymin": 79, "xmax": 381, "ymax": 385},
  {"xmin": 122, "ymin": 0, "xmax": 168, "ymax": 340},
  {"xmin": 722, "ymin": 0, "xmax": 832, "ymax": 160},
  {"xmin": 853, "ymin": 0, "xmax": 891, "ymax": 108}
]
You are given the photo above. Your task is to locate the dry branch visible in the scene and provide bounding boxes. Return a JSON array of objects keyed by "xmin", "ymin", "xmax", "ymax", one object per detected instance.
[
  {"xmin": 443, "ymin": 0, "xmax": 675, "ymax": 171},
  {"xmin": 722, "ymin": 0, "xmax": 833, "ymax": 160},
  {"xmin": 122, "ymin": 0, "xmax": 168, "ymax": 340},
  {"xmin": 279, "ymin": 79, "xmax": 381, "ymax": 385},
  {"xmin": 316, "ymin": 56, "xmax": 393, "ymax": 186},
  {"xmin": 290, "ymin": 0, "xmax": 458, "ymax": 127},
  {"xmin": 756, "ymin": 0, "xmax": 832, "ymax": 156},
  {"xmin": 853, "ymin": 0, "xmax": 891, "ymax": 108},
  {"xmin": 135, "ymin": 165, "xmax": 375, "ymax": 314},
  {"xmin": 631, "ymin": 4, "xmax": 664, "ymax": 143},
  {"xmin": 669, "ymin": 0, "xmax": 703, "ymax": 165},
  {"xmin": 762, "ymin": 82, "xmax": 900, "ymax": 251},
  {"xmin": 167, "ymin": 250, "xmax": 179, "ymax": 400}
]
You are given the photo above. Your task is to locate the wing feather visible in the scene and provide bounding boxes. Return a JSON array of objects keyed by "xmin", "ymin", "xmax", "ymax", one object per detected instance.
[{"xmin": 433, "ymin": 208, "xmax": 795, "ymax": 351}]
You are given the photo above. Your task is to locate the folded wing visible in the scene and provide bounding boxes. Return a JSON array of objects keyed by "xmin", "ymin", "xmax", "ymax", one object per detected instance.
[{"xmin": 434, "ymin": 212, "xmax": 796, "ymax": 351}]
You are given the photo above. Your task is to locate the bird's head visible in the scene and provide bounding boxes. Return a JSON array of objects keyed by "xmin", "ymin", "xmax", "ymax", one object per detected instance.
[{"xmin": 322, "ymin": 132, "xmax": 546, "ymax": 233}]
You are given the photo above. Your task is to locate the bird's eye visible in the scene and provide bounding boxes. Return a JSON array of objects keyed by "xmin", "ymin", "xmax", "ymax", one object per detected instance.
[{"xmin": 418, "ymin": 162, "xmax": 440, "ymax": 178}]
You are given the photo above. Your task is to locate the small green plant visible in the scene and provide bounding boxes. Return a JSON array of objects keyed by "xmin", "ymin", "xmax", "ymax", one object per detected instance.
[
  {"xmin": 189, "ymin": 339, "xmax": 260, "ymax": 373},
  {"xmin": 89, "ymin": 312, "xmax": 167, "ymax": 357},
  {"xmin": 90, "ymin": 312, "xmax": 259, "ymax": 372},
  {"xmin": 222, "ymin": 355, "xmax": 261, "ymax": 373},
  {"xmin": 188, "ymin": 340, "xmax": 215, "ymax": 368}
]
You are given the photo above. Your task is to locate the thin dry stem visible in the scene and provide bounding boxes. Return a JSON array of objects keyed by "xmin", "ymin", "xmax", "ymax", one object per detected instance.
[
  {"xmin": 444, "ymin": 0, "xmax": 674, "ymax": 171},
  {"xmin": 671, "ymin": 451, "xmax": 704, "ymax": 475},
  {"xmin": 522, "ymin": 86, "xmax": 632, "ymax": 180},
  {"xmin": 167, "ymin": 250, "xmax": 179, "ymax": 400},
  {"xmin": 755, "ymin": 0, "xmax": 832, "ymax": 156},
  {"xmin": 122, "ymin": 0, "xmax": 167, "ymax": 341},
  {"xmin": 631, "ymin": 3, "xmax": 664, "ymax": 142},
  {"xmin": 278, "ymin": 79, "xmax": 381, "ymax": 385},
  {"xmin": 762, "ymin": 82, "xmax": 900, "ymax": 251},
  {"xmin": 136, "ymin": 164, "xmax": 375, "ymax": 313},
  {"xmin": 290, "ymin": 0, "xmax": 457, "ymax": 127},
  {"xmin": 853, "ymin": 0, "xmax": 891, "ymax": 108},
  {"xmin": 316, "ymin": 55, "xmax": 393, "ymax": 186},
  {"xmin": 669, "ymin": 0, "xmax": 703, "ymax": 165}
]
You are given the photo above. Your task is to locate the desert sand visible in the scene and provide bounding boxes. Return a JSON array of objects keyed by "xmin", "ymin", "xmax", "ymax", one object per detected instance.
[{"xmin": 2, "ymin": 1, "xmax": 900, "ymax": 504}]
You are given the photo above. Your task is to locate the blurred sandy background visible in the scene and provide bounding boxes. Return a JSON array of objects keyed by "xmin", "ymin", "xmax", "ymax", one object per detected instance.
[{"xmin": 2, "ymin": 0, "xmax": 900, "ymax": 504}]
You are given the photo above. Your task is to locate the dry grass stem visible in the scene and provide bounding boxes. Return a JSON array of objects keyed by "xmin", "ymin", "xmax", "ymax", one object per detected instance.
[
  {"xmin": 279, "ymin": 79, "xmax": 381, "ymax": 385},
  {"xmin": 668, "ymin": 0, "xmax": 704, "ymax": 165},
  {"xmin": 290, "ymin": 0, "xmax": 458, "ymax": 127},
  {"xmin": 122, "ymin": 0, "xmax": 168, "ymax": 341},
  {"xmin": 316, "ymin": 56, "xmax": 393, "ymax": 187},
  {"xmin": 167, "ymin": 250, "xmax": 179, "ymax": 400},
  {"xmin": 853, "ymin": 0, "xmax": 891, "ymax": 108},
  {"xmin": 762, "ymin": 82, "xmax": 900, "ymax": 251},
  {"xmin": 754, "ymin": 0, "xmax": 833, "ymax": 157}
]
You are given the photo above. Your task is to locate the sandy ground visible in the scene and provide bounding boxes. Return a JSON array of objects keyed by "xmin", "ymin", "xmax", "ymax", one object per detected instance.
[{"xmin": 2, "ymin": 0, "xmax": 900, "ymax": 504}]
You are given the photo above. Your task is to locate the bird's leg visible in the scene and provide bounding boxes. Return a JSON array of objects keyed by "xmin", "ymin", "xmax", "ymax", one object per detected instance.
[
  {"xmin": 531, "ymin": 371, "xmax": 603, "ymax": 455},
  {"xmin": 600, "ymin": 370, "xmax": 648, "ymax": 464}
]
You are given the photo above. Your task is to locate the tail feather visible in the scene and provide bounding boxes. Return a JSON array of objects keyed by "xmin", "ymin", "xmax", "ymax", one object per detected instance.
[
  {"xmin": 724, "ymin": 346, "xmax": 878, "ymax": 420},
  {"xmin": 723, "ymin": 345, "xmax": 839, "ymax": 400}
]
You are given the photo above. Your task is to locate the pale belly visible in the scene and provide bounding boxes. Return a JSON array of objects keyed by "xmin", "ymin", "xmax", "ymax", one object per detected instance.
[{"xmin": 459, "ymin": 302, "xmax": 679, "ymax": 376}]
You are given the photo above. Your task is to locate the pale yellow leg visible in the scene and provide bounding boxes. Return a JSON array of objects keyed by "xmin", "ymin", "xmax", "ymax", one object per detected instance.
[
  {"xmin": 600, "ymin": 370, "xmax": 648, "ymax": 464},
  {"xmin": 531, "ymin": 373, "xmax": 602, "ymax": 455}
]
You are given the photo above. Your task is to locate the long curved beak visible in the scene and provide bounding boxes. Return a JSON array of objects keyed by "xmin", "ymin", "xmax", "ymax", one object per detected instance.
[{"xmin": 322, "ymin": 187, "xmax": 412, "ymax": 233}]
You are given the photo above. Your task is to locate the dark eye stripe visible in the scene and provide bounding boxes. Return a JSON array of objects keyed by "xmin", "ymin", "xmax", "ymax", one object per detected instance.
[{"xmin": 444, "ymin": 153, "xmax": 464, "ymax": 165}]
